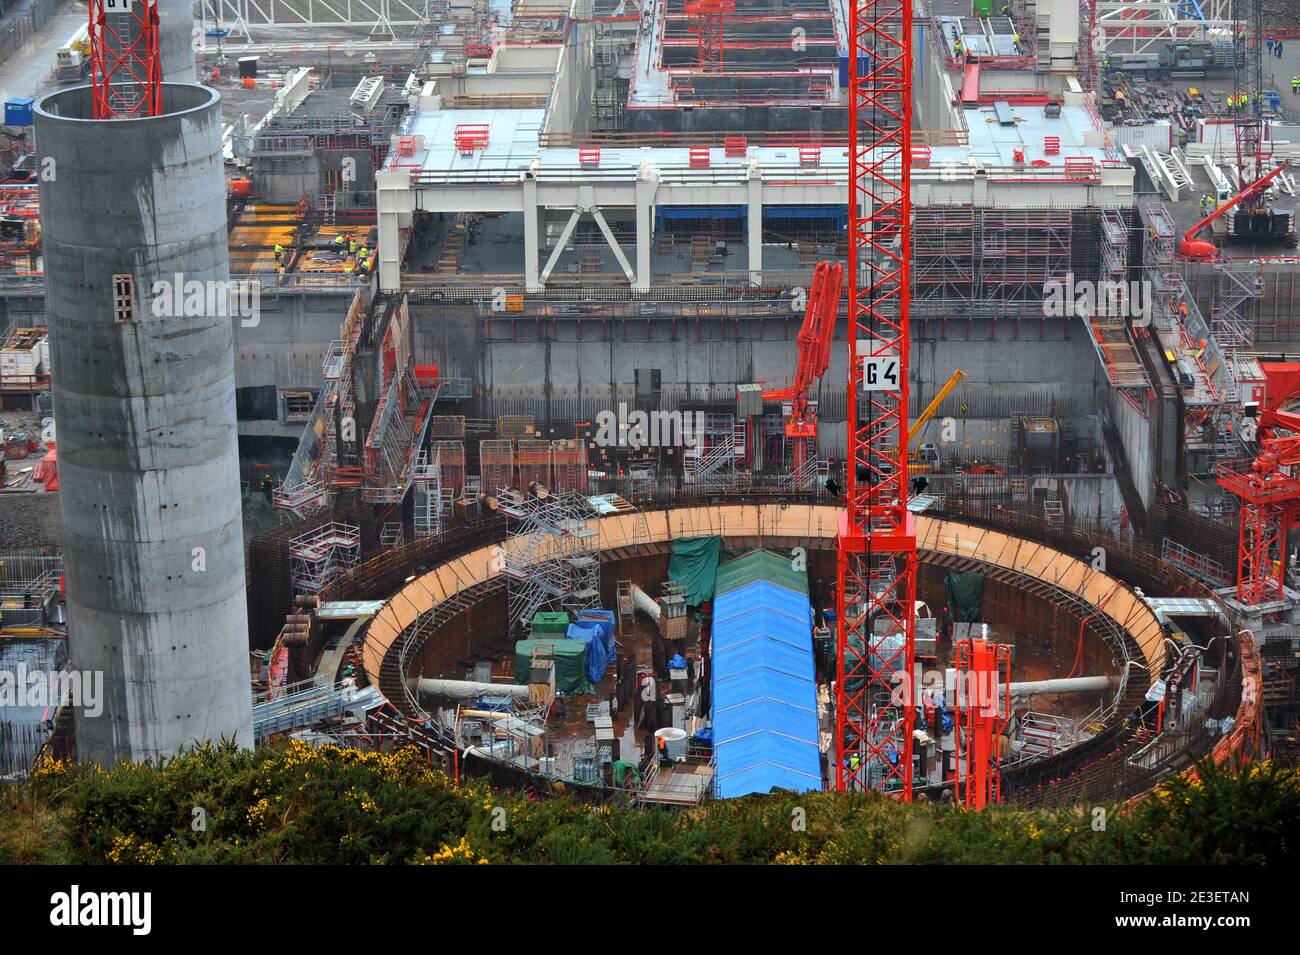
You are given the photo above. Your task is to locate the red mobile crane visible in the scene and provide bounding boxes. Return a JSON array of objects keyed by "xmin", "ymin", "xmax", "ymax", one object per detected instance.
[
  {"xmin": 762, "ymin": 262, "xmax": 843, "ymax": 481},
  {"xmin": 1178, "ymin": 162, "xmax": 1290, "ymax": 261},
  {"xmin": 835, "ymin": 0, "xmax": 917, "ymax": 796},
  {"xmin": 88, "ymin": 0, "xmax": 162, "ymax": 120},
  {"xmin": 953, "ymin": 637, "xmax": 1012, "ymax": 810}
]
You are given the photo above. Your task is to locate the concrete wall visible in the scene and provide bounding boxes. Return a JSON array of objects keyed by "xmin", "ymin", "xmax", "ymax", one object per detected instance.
[{"xmin": 36, "ymin": 83, "xmax": 253, "ymax": 765}]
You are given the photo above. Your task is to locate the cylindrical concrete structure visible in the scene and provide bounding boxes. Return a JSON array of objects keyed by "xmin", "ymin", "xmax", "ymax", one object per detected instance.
[
  {"xmin": 159, "ymin": 0, "xmax": 198, "ymax": 84},
  {"xmin": 35, "ymin": 84, "xmax": 253, "ymax": 765}
]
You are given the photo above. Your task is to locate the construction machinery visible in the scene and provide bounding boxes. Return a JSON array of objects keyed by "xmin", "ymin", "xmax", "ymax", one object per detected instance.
[
  {"xmin": 953, "ymin": 636, "xmax": 1012, "ymax": 810},
  {"xmin": 1217, "ymin": 362, "xmax": 1300, "ymax": 605},
  {"xmin": 909, "ymin": 368, "xmax": 967, "ymax": 471},
  {"xmin": 762, "ymin": 261, "xmax": 843, "ymax": 483},
  {"xmin": 836, "ymin": 0, "xmax": 917, "ymax": 797},
  {"xmin": 1177, "ymin": 162, "xmax": 1291, "ymax": 261}
]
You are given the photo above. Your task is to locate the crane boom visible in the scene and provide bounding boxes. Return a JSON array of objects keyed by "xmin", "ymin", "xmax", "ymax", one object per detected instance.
[
  {"xmin": 763, "ymin": 262, "xmax": 843, "ymax": 480},
  {"xmin": 1177, "ymin": 161, "xmax": 1289, "ymax": 261},
  {"xmin": 909, "ymin": 368, "xmax": 966, "ymax": 449}
]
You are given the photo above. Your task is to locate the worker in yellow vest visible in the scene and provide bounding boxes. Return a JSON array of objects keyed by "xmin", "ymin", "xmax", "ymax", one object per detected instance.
[{"xmin": 273, "ymin": 243, "xmax": 285, "ymax": 265}]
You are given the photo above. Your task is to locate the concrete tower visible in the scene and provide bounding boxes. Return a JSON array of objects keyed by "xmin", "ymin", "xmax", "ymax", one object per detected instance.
[
  {"xmin": 158, "ymin": 0, "xmax": 198, "ymax": 84},
  {"xmin": 35, "ymin": 84, "xmax": 254, "ymax": 764}
]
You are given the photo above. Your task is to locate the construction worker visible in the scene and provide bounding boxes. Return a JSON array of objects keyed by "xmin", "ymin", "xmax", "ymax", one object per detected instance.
[
  {"xmin": 260, "ymin": 473, "xmax": 274, "ymax": 504},
  {"xmin": 273, "ymin": 242, "xmax": 285, "ymax": 265},
  {"xmin": 1278, "ymin": 42, "xmax": 1285, "ymax": 58},
  {"xmin": 332, "ymin": 232, "xmax": 347, "ymax": 249},
  {"xmin": 1292, "ymin": 76, "xmax": 1300, "ymax": 94},
  {"xmin": 953, "ymin": 38, "xmax": 964, "ymax": 58},
  {"xmin": 348, "ymin": 236, "xmax": 359, "ymax": 254},
  {"xmin": 1267, "ymin": 36, "xmax": 1276, "ymax": 55},
  {"xmin": 1199, "ymin": 194, "xmax": 1210, "ymax": 213}
]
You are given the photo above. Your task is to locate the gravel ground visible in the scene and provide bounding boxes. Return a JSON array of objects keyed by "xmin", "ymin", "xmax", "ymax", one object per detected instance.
[{"xmin": 0, "ymin": 493, "xmax": 61, "ymax": 552}]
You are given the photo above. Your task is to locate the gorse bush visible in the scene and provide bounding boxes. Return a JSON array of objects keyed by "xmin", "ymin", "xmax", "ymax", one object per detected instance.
[{"xmin": 2, "ymin": 741, "xmax": 1296, "ymax": 864}]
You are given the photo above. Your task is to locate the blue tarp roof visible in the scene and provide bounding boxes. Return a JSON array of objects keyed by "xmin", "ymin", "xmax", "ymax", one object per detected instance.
[{"xmin": 712, "ymin": 576, "xmax": 821, "ymax": 799}]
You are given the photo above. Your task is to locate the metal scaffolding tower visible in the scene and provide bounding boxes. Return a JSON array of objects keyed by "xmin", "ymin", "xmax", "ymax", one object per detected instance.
[
  {"xmin": 682, "ymin": 413, "xmax": 741, "ymax": 489},
  {"xmin": 289, "ymin": 522, "xmax": 361, "ymax": 595},
  {"xmin": 413, "ymin": 446, "xmax": 453, "ymax": 539},
  {"xmin": 499, "ymin": 489, "xmax": 601, "ymax": 635}
]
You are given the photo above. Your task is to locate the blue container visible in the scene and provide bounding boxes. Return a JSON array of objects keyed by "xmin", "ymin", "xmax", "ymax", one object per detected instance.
[
  {"xmin": 838, "ymin": 53, "xmax": 849, "ymax": 86},
  {"xmin": 5, "ymin": 98, "xmax": 33, "ymax": 127}
]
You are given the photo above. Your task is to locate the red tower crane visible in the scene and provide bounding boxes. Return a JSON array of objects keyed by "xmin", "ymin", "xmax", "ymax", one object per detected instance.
[
  {"xmin": 953, "ymin": 637, "xmax": 1011, "ymax": 810},
  {"xmin": 1217, "ymin": 362, "xmax": 1300, "ymax": 604},
  {"xmin": 684, "ymin": 0, "xmax": 735, "ymax": 72},
  {"xmin": 762, "ymin": 262, "xmax": 843, "ymax": 480},
  {"xmin": 89, "ymin": 0, "xmax": 163, "ymax": 120},
  {"xmin": 835, "ymin": 0, "xmax": 916, "ymax": 795}
]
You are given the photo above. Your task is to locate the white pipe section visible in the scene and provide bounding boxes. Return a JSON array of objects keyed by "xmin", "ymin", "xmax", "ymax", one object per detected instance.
[
  {"xmin": 631, "ymin": 584, "xmax": 660, "ymax": 622},
  {"xmin": 417, "ymin": 679, "xmax": 530, "ymax": 702},
  {"xmin": 1008, "ymin": 676, "xmax": 1113, "ymax": 697}
]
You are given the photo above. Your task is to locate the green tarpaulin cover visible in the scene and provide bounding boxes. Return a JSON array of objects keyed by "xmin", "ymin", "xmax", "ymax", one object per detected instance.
[
  {"xmin": 514, "ymin": 639, "xmax": 593, "ymax": 695},
  {"xmin": 945, "ymin": 570, "xmax": 985, "ymax": 623},
  {"xmin": 715, "ymin": 548, "xmax": 809, "ymax": 597},
  {"xmin": 667, "ymin": 536, "xmax": 722, "ymax": 605},
  {"xmin": 530, "ymin": 611, "xmax": 570, "ymax": 633}
]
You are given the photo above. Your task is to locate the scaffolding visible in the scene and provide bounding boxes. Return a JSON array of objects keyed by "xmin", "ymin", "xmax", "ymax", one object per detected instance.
[
  {"xmin": 682, "ymin": 412, "xmax": 740, "ymax": 489},
  {"xmin": 289, "ymin": 522, "xmax": 361, "ymax": 594},
  {"xmin": 413, "ymin": 445, "xmax": 456, "ymax": 539},
  {"xmin": 498, "ymin": 489, "xmax": 601, "ymax": 636},
  {"xmin": 911, "ymin": 207, "xmax": 1078, "ymax": 319},
  {"xmin": 0, "ymin": 554, "xmax": 63, "ymax": 629}
]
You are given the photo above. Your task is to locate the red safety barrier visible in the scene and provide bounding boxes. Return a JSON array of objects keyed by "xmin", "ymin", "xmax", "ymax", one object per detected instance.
[
  {"xmin": 689, "ymin": 146, "xmax": 710, "ymax": 168},
  {"xmin": 454, "ymin": 124, "xmax": 490, "ymax": 155}
]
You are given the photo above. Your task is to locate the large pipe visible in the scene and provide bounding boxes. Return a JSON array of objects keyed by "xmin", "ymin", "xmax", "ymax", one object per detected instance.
[
  {"xmin": 417, "ymin": 678, "xmax": 530, "ymax": 702},
  {"xmin": 1008, "ymin": 676, "xmax": 1113, "ymax": 697},
  {"xmin": 631, "ymin": 583, "xmax": 660, "ymax": 622}
]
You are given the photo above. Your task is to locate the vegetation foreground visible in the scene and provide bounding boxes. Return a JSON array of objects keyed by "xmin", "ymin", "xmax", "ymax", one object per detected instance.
[{"xmin": 2, "ymin": 742, "xmax": 1297, "ymax": 864}]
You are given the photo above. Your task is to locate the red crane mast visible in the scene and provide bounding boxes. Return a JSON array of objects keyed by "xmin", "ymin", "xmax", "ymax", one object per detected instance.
[
  {"xmin": 89, "ymin": 0, "xmax": 163, "ymax": 120},
  {"xmin": 835, "ymin": 0, "xmax": 916, "ymax": 795}
]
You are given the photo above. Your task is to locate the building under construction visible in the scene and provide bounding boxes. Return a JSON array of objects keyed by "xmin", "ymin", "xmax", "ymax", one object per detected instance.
[{"xmin": 0, "ymin": 0, "xmax": 1294, "ymax": 812}]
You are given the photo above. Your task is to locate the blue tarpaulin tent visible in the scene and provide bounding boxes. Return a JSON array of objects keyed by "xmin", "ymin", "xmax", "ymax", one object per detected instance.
[
  {"xmin": 566, "ymin": 621, "xmax": 609, "ymax": 684},
  {"xmin": 711, "ymin": 554, "xmax": 821, "ymax": 799}
]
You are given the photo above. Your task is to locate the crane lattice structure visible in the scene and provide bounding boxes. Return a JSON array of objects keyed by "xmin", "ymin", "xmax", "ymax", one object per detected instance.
[
  {"xmin": 89, "ymin": 0, "xmax": 163, "ymax": 120},
  {"xmin": 1233, "ymin": 0, "xmax": 1266, "ymax": 212},
  {"xmin": 498, "ymin": 489, "xmax": 601, "ymax": 636},
  {"xmin": 836, "ymin": 0, "xmax": 917, "ymax": 797}
]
